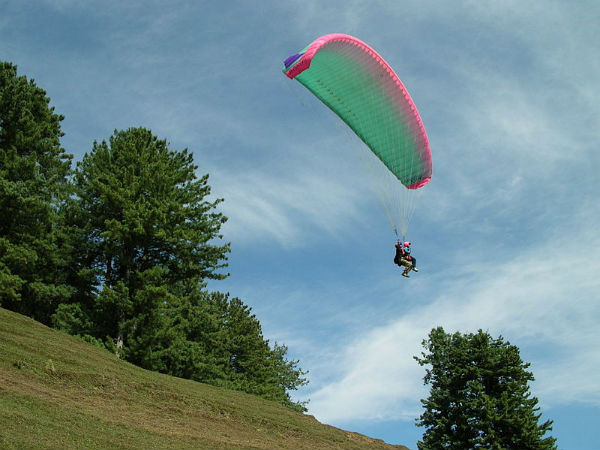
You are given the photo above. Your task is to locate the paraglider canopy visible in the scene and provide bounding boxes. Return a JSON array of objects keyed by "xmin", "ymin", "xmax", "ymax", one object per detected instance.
[{"xmin": 283, "ymin": 33, "xmax": 432, "ymax": 190}]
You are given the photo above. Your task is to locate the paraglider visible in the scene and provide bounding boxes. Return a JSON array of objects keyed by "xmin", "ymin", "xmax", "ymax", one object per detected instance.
[
  {"xmin": 283, "ymin": 34, "xmax": 432, "ymax": 277},
  {"xmin": 394, "ymin": 240, "xmax": 418, "ymax": 277}
]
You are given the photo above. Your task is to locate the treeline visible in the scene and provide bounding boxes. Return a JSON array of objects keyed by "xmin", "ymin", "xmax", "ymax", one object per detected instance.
[{"xmin": 0, "ymin": 62, "xmax": 307, "ymax": 411}]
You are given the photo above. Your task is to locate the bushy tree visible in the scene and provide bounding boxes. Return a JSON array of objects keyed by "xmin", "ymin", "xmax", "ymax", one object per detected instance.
[
  {"xmin": 415, "ymin": 327, "xmax": 556, "ymax": 450},
  {"xmin": 0, "ymin": 62, "xmax": 73, "ymax": 323},
  {"xmin": 0, "ymin": 68, "xmax": 310, "ymax": 411},
  {"xmin": 61, "ymin": 127, "xmax": 230, "ymax": 350},
  {"xmin": 130, "ymin": 291, "xmax": 309, "ymax": 411},
  {"xmin": 56, "ymin": 129, "xmax": 309, "ymax": 408}
]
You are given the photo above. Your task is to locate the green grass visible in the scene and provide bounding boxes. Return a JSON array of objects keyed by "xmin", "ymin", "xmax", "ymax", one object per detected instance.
[{"xmin": 0, "ymin": 307, "xmax": 407, "ymax": 449}]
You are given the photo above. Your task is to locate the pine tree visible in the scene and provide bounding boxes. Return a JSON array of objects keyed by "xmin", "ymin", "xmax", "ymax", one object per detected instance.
[
  {"xmin": 0, "ymin": 62, "xmax": 73, "ymax": 323},
  {"xmin": 55, "ymin": 126, "xmax": 308, "ymax": 410},
  {"xmin": 63, "ymin": 127, "xmax": 230, "ymax": 351},
  {"xmin": 415, "ymin": 327, "xmax": 556, "ymax": 450},
  {"xmin": 135, "ymin": 291, "xmax": 309, "ymax": 411}
]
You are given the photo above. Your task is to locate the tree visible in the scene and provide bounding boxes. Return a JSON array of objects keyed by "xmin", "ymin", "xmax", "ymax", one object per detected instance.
[
  {"xmin": 129, "ymin": 291, "xmax": 309, "ymax": 411},
  {"xmin": 54, "ymin": 127, "xmax": 309, "ymax": 411},
  {"xmin": 64, "ymin": 127, "xmax": 230, "ymax": 351},
  {"xmin": 0, "ymin": 62, "xmax": 73, "ymax": 323},
  {"xmin": 415, "ymin": 327, "xmax": 556, "ymax": 450}
]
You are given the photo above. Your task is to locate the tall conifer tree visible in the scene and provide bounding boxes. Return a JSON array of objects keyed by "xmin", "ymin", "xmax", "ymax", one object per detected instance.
[
  {"xmin": 68, "ymin": 127, "xmax": 230, "ymax": 351},
  {"xmin": 415, "ymin": 327, "xmax": 556, "ymax": 450},
  {"xmin": 62, "ymin": 127, "xmax": 308, "ymax": 410},
  {"xmin": 0, "ymin": 62, "xmax": 73, "ymax": 323}
]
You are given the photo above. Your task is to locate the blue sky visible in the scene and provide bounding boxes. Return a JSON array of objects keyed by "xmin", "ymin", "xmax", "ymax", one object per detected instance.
[{"xmin": 2, "ymin": 1, "xmax": 599, "ymax": 448}]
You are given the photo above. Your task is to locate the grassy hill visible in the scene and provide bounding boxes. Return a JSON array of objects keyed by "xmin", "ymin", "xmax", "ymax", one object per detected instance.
[{"xmin": 0, "ymin": 307, "xmax": 407, "ymax": 449}]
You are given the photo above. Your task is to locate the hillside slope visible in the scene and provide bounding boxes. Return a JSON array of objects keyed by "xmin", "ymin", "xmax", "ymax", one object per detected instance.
[{"xmin": 0, "ymin": 307, "xmax": 407, "ymax": 449}]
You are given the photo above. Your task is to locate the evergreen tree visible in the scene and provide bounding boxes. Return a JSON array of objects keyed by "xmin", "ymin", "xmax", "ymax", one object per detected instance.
[
  {"xmin": 55, "ymin": 126, "xmax": 308, "ymax": 411},
  {"xmin": 415, "ymin": 327, "xmax": 556, "ymax": 450},
  {"xmin": 0, "ymin": 62, "xmax": 73, "ymax": 323},
  {"xmin": 132, "ymin": 291, "xmax": 309, "ymax": 411},
  {"xmin": 63, "ymin": 127, "xmax": 230, "ymax": 351}
]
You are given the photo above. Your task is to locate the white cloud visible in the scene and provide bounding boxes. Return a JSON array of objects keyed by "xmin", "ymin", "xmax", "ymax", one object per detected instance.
[
  {"xmin": 210, "ymin": 142, "xmax": 370, "ymax": 248},
  {"xmin": 305, "ymin": 216, "xmax": 600, "ymax": 423}
]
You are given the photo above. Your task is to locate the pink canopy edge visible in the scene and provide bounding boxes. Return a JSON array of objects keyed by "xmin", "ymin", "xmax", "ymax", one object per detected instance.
[
  {"xmin": 407, "ymin": 177, "xmax": 431, "ymax": 190},
  {"xmin": 283, "ymin": 33, "xmax": 352, "ymax": 80},
  {"xmin": 285, "ymin": 33, "xmax": 432, "ymax": 189}
]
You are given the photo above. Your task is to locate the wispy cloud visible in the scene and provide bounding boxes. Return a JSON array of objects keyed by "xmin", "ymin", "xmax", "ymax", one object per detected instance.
[
  {"xmin": 305, "ymin": 214, "xmax": 600, "ymax": 423},
  {"xmin": 210, "ymin": 141, "xmax": 370, "ymax": 249}
]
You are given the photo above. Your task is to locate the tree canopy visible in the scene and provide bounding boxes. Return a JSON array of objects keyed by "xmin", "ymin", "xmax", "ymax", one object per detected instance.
[
  {"xmin": 1, "ymin": 62, "xmax": 309, "ymax": 411},
  {"xmin": 52, "ymin": 126, "xmax": 308, "ymax": 410},
  {"xmin": 61, "ymin": 127, "xmax": 230, "ymax": 349},
  {"xmin": 0, "ymin": 62, "xmax": 73, "ymax": 323},
  {"xmin": 415, "ymin": 327, "xmax": 556, "ymax": 450},
  {"xmin": 130, "ymin": 290, "xmax": 308, "ymax": 411}
]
